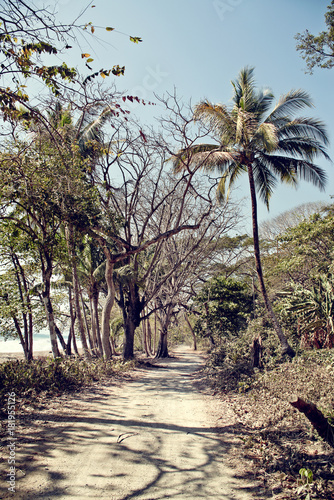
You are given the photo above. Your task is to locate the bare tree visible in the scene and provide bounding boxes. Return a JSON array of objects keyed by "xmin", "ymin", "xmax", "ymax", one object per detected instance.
[{"xmin": 86, "ymin": 106, "xmax": 244, "ymax": 359}]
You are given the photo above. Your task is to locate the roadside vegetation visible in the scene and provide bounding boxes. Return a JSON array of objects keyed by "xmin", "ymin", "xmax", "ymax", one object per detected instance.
[
  {"xmin": 0, "ymin": 356, "xmax": 136, "ymax": 418},
  {"xmin": 201, "ymin": 337, "xmax": 334, "ymax": 499}
]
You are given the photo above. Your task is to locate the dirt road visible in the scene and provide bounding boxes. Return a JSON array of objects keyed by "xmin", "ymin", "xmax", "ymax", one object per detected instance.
[{"xmin": 2, "ymin": 347, "xmax": 257, "ymax": 499}]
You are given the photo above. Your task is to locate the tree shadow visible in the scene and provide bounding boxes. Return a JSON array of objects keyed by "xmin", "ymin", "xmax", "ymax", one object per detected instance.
[{"xmin": 0, "ymin": 351, "xmax": 263, "ymax": 499}]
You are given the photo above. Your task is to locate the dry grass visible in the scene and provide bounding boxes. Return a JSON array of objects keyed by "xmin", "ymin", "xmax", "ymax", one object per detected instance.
[{"xmin": 202, "ymin": 348, "xmax": 334, "ymax": 499}]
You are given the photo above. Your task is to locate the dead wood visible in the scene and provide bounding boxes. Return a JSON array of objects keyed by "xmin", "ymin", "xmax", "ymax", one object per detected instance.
[
  {"xmin": 289, "ymin": 395, "xmax": 334, "ymax": 448},
  {"xmin": 251, "ymin": 335, "xmax": 263, "ymax": 368}
]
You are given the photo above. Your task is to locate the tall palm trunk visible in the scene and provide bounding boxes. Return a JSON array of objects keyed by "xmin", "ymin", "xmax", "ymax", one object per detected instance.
[{"xmin": 247, "ymin": 164, "xmax": 295, "ymax": 357}]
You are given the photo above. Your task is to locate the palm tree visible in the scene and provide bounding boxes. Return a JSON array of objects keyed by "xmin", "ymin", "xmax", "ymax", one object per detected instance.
[{"xmin": 173, "ymin": 67, "xmax": 331, "ymax": 357}]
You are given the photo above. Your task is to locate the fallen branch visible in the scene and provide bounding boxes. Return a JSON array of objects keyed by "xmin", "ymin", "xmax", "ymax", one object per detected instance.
[{"xmin": 289, "ymin": 395, "xmax": 334, "ymax": 448}]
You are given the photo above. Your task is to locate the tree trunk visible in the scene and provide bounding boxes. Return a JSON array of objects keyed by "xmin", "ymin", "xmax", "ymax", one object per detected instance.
[
  {"xmin": 89, "ymin": 297, "xmax": 98, "ymax": 352},
  {"xmin": 247, "ymin": 164, "xmax": 295, "ymax": 358},
  {"xmin": 184, "ymin": 312, "xmax": 197, "ymax": 350},
  {"xmin": 251, "ymin": 335, "xmax": 263, "ymax": 368},
  {"xmin": 66, "ymin": 328, "xmax": 72, "ymax": 356},
  {"xmin": 28, "ymin": 312, "xmax": 33, "ymax": 361},
  {"xmin": 92, "ymin": 287, "xmax": 103, "ymax": 356},
  {"xmin": 119, "ymin": 279, "xmax": 143, "ymax": 361},
  {"xmin": 12, "ymin": 314, "xmax": 28, "ymax": 360},
  {"xmin": 66, "ymin": 224, "xmax": 91, "ymax": 359},
  {"xmin": 153, "ymin": 309, "xmax": 157, "ymax": 355},
  {"xmin": 81, "ymin": 291, "xmax": 95, "ymax": 353},
  {"xmin": 12, "ymin": 253, "xmax": 33, "ymax": 360},
  {"xmin": 146, "ymin": 314, "xmax": 153, "ymax": 356},
  {"xmin": 123, "ymin": 317, "xmax": 136, "ymax": 360},
  {"xmin": 42, "ymin": 292, "xmax": 60, "ymax": 358},
  {"xmin": 72, "ymin": 321, "xmax": 79, "ymax": 355},
  {"xmin": 41, "ymin": 252, "xmax": 60, "ymax": 358},
  {"xmin": 55, "ymin": 324, "xmax": 67, "ymax": 351},
  {"xmin": 155, "ymin": 329, "xmax": 169, "ymax": 358},
  {"xmin": 290, "ymin": 396, "xmax": 334, "ymax": 448},
  {"xmin": 101, "ymin": 256, "xmax": 114, "ymax": 359},
  {"xmin": 141, "ymin": 316, "xmax": 148, "ymax": 355},
  {"xmin": 67, "ymin": 286, "xmax": 76, "ymax": 356},
  {"xmin": 110, "ymin": 334, "xmax": 117, "ymax": 356}
]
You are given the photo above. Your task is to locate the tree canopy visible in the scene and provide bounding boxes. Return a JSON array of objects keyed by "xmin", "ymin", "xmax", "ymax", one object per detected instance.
[{"xmin": 295, "ymin": 0, "xmax": 334, "ymax": 73}]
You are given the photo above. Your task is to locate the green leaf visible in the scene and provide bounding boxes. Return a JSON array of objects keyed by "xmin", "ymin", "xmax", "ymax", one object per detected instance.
[
  {"xmin": 86, "ymin": 58, "xmax": 94, "ymax": 63},
  {"xmin": 106, "ymin": 27, "xmax": 114, "ymax": 31}
]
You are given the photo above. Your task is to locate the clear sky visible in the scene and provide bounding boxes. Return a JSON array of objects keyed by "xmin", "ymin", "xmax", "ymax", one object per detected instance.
[{"xmin": 54, "ymin": 0, "xmax": 333, "ymax": 226}]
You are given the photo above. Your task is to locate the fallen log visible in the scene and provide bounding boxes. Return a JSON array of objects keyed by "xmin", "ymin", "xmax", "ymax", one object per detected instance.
[{"xmin": 289, "ymin": 395, "xmax": 334, "ymax": 448}]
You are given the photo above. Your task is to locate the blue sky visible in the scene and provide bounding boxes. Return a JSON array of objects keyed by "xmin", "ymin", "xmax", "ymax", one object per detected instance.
[{"xmin": 58, "ymin": 0, "xmax": 334, "ymax": 225}]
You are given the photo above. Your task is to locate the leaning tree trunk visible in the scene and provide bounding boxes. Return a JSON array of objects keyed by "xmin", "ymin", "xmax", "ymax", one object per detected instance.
[
  {"xmin": 55, "ymin": 324, "xmax": 67, "ymax": 351},
  {"xmin": 184, "ymin": 312, "xmax": 197, "ymax": 350},
  {"xmin": 12, "ymin": 314, "xmax": 28, "ymax": 360},
  {"xmin": 247, "ymin": 164, "xmax": 295, "ymax": 358},
  {"xmin": 12, "ymin": 253, "xmax": 34, "ymax": 360},
  {"xmin": 290, "ymin": 396, "xmax": 334, "ymax": 448}
]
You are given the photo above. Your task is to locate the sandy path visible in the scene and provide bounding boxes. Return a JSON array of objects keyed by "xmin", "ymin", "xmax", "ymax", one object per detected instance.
[{"xmin": 2, "ymin": 347, "xmax": 256, "ymax": 499}]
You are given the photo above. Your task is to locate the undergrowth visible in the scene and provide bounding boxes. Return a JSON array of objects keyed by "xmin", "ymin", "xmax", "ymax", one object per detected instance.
[
  {"xmin": 0, "ymin": 356, "xmax": 136, "ymax": 416},
  {"xmin": 203, "ymin": 335, "xmax": 334, "ymax": 499}
]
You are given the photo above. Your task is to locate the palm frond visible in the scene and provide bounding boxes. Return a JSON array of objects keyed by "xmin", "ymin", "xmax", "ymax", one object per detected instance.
[
  {"xmin": 294, "ymin": 159, "xmax": 328, "ymax": 190},
  {"xmin": 232, "ymin": 67, "xmax": 256, "ymax": 111},
  {"xmin": 276, "ymin": 137, "xmax": 331, "ymax": 162},
  {"xmin": 253, "ymin": 88, "xmax": 274, "ymax": 117},
  {"xmin": 260, "ymin": 153, "xmax": 327, "ymax": 190},
  {"xmin": 193, "ymin": 101, "xmax": 236, "ymax": 143},
  {"xmin": 267, "ymin": 89, "xmax": 313, "ymax": 122},
  {"xmin": 257, "ymin": 152, "xmax": 298, "ymax": 187},
  {"xmin": 217, "ymin": 162, "xmax": 245, "ymax": 202},
  {"xmin": 252, "ymin": 160, "xmax": 278, "ymax": 208},
  {"xmin": 278, "ymin": 117, "xmax": 330, "ymax": 147},
  {"xmin": 172, "ymin": 144, "xmax": 235, "ymax": 172},
  {"xmin": 76, "ymin": 107, "xmax": 113, "ymax": 156}
]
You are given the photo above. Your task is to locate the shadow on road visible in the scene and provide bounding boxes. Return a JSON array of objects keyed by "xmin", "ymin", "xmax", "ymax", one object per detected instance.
[{"xmin": 1, "ymin": 349, "xmax": 262, "ymax": 499}]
